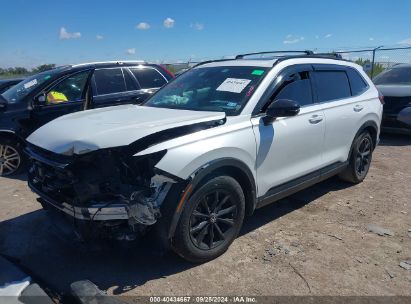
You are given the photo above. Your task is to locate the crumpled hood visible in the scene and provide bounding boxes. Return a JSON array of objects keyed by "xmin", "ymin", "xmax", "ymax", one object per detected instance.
[{"xmin": 27, "ymin": 105, "xmax": 225, "ymax": 155}]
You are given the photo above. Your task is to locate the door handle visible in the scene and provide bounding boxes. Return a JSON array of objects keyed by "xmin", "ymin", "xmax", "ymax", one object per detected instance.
[
  {"xmin": 354, "ymin": 105, "xmax": 364, "ymax": 112},
  {"xmin": 309, "ymin": 115, "xmax": 323, "ymax": 124}
]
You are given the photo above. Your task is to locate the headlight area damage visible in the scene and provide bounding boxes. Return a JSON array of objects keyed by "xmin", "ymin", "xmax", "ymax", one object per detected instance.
[{"xmin": 26, "ymin": 144, "xmax": 178, "ymax": 241}]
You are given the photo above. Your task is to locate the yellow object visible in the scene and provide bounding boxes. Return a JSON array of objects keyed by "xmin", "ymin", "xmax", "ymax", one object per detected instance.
[{"xmin": 47, "ymin": 91, "xmax": 68, "ymax": 104}]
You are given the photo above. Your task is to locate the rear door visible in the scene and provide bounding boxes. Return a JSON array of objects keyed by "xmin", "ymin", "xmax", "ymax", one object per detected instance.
[
  {"xmin": 30, "ymin": 70, "xmax": 91, "ymax": 132},
  {"xmin": 90, "ymin": 67, "xmax": 141, "ymax": 108},
  {"xmin": 313, "ymin": 65, "xmax": 369, "ymax": 165},
  {"xmin": 252, "ymin": 65, "xmax": 326, "ymax": 197}
]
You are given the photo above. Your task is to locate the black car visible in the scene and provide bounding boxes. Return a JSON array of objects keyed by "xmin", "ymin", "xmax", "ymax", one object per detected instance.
[
  {"xmin": 0, "ymin": 61, "xmax": 174, "ymax": 176},
  {"xmin": 0, "ymin": 78, "xmax": 24, "ymax": 94},
  {"xmin": 374, "ymin": 64, "xmax": 411, "ymax": 134}
]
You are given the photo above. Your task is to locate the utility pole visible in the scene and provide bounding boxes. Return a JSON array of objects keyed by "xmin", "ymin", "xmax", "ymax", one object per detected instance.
[{"xmin": 371, "ymin": 46, "xmax": 383, "ymax": 79}]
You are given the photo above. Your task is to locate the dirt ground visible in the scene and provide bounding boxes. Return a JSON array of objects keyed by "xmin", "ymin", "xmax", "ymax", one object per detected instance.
[{"xmin": 0, "ymin": 134, "xmax": 410, "ymax": 299}]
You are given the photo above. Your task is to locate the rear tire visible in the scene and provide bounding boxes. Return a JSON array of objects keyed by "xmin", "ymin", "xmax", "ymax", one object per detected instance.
[
  {"xmin": 339, "ymin": 131, "xmax": 373, "ymax": 184},
  {"xmin": 172, "ymin": 176, "xmax": 245, "ymax": 263},
  {"xmin": 0, "ymin": 137, "xmax": 26, "ymax": 177}
]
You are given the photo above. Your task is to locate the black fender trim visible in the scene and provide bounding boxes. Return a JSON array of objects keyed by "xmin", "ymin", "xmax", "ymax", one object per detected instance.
[
  {"xmin": 159, "ymin": 158, "xmax": 257, "ymax": 241},
  {"xmin": 0, "ymin": 129, "xmax": 24, "ymax": 141},
  {"xmin": 348, "ymin": 121, "xmax": 379, "ymax": 160}
]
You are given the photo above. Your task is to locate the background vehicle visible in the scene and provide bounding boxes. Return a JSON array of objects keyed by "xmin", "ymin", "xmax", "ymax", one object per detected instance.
[
  {"xmin": 26, "ymin": 51, "xmax": 382, "ymax": 262},
  {"xmin": 0, "ymin": 78, "xmax": 24, "ymax": 94},
  {"xmin": 0, "ymin": 61, "xmax": 174, "ymax": 176},
  {"xmin": 374, "ymin": 64, "xmax": 411, "ymax": 134}
]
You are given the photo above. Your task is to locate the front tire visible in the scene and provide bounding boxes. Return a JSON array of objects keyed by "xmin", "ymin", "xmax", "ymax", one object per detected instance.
[
  {"xmin": 0, "ymin": 138, "xmax": 25, "ymax": 177},
  {"xmin": 172, "ymin": 176, "xmax": 245, "ymax": 263},
  {"xmin": 339, "ymin": 131, "xmax": 373, "ymax": 184}
]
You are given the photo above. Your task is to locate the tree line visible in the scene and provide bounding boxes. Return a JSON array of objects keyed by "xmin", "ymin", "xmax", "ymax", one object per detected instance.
[
  {"xmin": 0, "ymin": 59, "xmax": 386, "ymax": 79},
  {"xmin": 354, "ymin": 58, "xmax": 384, "ymax": 78},
  {"xmin": 0, "ymin": 64, "xmax": 56, "ymax": 78}
]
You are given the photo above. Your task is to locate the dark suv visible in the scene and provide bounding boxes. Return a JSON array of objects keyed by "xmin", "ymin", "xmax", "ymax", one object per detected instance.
[
  {"xmin": 374, "ymin": 64, "xmax": 411, "ymax": 134},
  {"xmin": 0, "ymin": 61, "xmax": 174, "ymax": 176}
]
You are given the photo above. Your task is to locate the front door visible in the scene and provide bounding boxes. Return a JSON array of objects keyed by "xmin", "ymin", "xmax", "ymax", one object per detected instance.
[
  {"xmin": 252, "ymin": 65, "xmax": 326, "ymax": 198},
  {"xmin": 30, "ymin": 70, "xmax": 90, "ymax": 134}
]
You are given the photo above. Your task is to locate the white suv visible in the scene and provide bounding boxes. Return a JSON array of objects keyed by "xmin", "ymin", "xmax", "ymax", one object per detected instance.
[{"xmin": 26, "ymin": 52, "xmax": 383, "ymax": 262}]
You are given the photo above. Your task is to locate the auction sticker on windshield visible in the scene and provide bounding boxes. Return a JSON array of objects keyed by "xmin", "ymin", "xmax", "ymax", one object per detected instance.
[
  {"xmin": 217, "ymin": 78, "xmax": 251, "ymax": 93},
  {"xmin": 23, "ymin": 79, "xmax": 38, "ymax": 89}
]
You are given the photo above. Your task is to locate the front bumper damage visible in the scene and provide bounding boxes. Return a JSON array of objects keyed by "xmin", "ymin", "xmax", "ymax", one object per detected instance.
[
  {"xmin": 29, "ymin": 185, "xmax": 129, "ymax": 221},
  {"xmin": 26, "ymin": 144, "xmax": 178, "ymax": 240}
]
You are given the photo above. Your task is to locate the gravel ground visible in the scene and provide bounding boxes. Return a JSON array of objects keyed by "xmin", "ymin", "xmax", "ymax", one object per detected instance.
[{"xmin": 0, "ymin": 134, "xmax": 410, "ymax": 299}]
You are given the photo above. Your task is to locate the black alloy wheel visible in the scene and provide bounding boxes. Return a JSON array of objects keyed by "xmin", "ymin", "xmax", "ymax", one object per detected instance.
[
  {"xmin": 189, "ymin": 189, "xmax": 238, "ymax": 250},
  {"xmin": 355, "ymin": 135, "xmax": 372, "ymax": 177},
  {"xmin": 339, "ymin": 131, "xmax": 374, "ymax": 184},
  {"xmin": 173, "ymin": 175, "xmax": 245, "ymax": 263}
]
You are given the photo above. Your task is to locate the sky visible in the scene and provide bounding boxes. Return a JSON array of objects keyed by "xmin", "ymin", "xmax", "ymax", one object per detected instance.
[{"xmin": 1, "ymin": 0, "xmax": 411, "ymax": 68}]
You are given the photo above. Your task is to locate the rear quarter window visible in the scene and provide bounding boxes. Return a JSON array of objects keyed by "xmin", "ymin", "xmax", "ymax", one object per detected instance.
[
  {"xmin": 314, "ymin": 70, "xmax": 351, "ymax": 102},
  {"xmin": 347, "ymin": 68, "xmax": 368, "ymax": 96},
  {"xmin": 129, "ymin": 68, "xmax": 167, "ymax": 89}
]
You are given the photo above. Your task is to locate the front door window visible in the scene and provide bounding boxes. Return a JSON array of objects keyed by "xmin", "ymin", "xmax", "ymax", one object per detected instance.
[{"xmin": 47, "ymin": 72, "xmax": 89, "ymax": 104}]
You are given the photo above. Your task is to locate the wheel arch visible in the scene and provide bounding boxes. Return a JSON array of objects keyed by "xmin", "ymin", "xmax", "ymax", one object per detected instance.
[
  {"xmin": 160, "ymin": 158, "xmax": 257, "ymax": 242},
  {"xmin": 188, "ymin": 158, "xmax": 257, "ymax": 216},
  {"xmin": 0, "ymin": 130, "xmax": 25, "ymax": 144},
  {"xmin": 348, "ymin": 120, "xmax": 378, "ymax": 160},
  {"xmin": 356, "ymin": 120, "xmax": 378, "ymax": 148}
]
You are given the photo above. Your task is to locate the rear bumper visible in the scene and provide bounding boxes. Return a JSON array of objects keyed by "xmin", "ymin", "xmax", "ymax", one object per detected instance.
[
  {"xmin": 381, "ymin": 126, "xmax": 411, "ymax": 135},
  {"xmin": 382, "ymin": 107, "xmax": 411, "ymax": 133},
  {"xmin": 29, "ymin": 181, "xmax": 129, "ymax": 221}
]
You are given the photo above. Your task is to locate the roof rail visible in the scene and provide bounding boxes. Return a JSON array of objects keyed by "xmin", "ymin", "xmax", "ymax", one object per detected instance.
[
  {"xmin": 311, "ymin": 52, "xmax": 343, "ymax": 59},
  {"xmin": 71, "ymin": 60, "xmax": 146, "ymax": 67},
  {"xmin": 192, "ymin": 58, "xmax": 236, "ymax": 68},
  {"xmin": 235, "ymin": 50, "xmax": 313, "ymax": 59},
  {"xmin": 191, "ymin": 51, "xmax": 346, "ymax": 69}
]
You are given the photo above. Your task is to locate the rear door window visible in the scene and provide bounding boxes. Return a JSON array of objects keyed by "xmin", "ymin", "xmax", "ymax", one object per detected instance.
[
  {"xmin": 314, "ymin": 71, "xmax": 351, "ymax": 102},
  {"xmin": 129, "ymin": 68, "xmax": 167, "ymax": 89},
  {"xmin": 93, "ymin": 68, "xmax": 126, "ymax": 95},
  {"xmin": 347, "ymin": 68, "xmax": 368, "ymax": 96}
]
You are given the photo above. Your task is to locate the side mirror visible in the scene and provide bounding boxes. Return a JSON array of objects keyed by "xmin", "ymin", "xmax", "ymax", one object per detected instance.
[
  {"xmin": 263, "ymin": 99, "xmax": 300, "ymax": 125},
  {"xmin": 34, "ymin": 93, "xmax": 47, "ymax": 106}
]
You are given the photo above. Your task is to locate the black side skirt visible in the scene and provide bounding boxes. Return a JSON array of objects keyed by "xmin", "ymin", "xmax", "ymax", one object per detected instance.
[{"xmin": 256, "ymin": 161, "xmax": 348, "ymax": 209}]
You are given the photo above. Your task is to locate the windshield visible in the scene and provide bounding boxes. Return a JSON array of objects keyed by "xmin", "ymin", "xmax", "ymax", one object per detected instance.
[
  {"xmin": 1, "ymin": 69, "xmax": 63, "ymax": 103},
  {"xmin": 143, "ymin": 66, "xmax": 268, "ymax": 115},
  {"xmin": 373, "ymin": 67, "xmax": 411, "ymax": 85}
]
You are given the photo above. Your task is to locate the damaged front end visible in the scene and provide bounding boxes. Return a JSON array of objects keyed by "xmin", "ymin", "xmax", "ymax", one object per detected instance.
[{"xmin": 26, "ymin": 144, "xmax": 178, "ymax": 241}]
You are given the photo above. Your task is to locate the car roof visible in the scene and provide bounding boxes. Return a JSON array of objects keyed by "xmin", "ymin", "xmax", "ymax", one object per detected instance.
[
  {"xmin": 191, "ymin": 50, "xmax": 352, "ymax": 69},
  {"xmin": 389, "ymin": 63, "xmax": 411, "ymax": 68},
  {"xmin": 70, "ymin": 60, "xmax": 146, "ymax": 68},
  {"xmin": 54, "ymin": 60, "xmax": 158, "ymax": 72}
]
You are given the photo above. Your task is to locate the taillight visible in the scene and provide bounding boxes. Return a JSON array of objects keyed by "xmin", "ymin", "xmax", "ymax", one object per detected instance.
[{"xmin": 378, "ymin": 90, "xmax": 385, "ymax": 105}]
